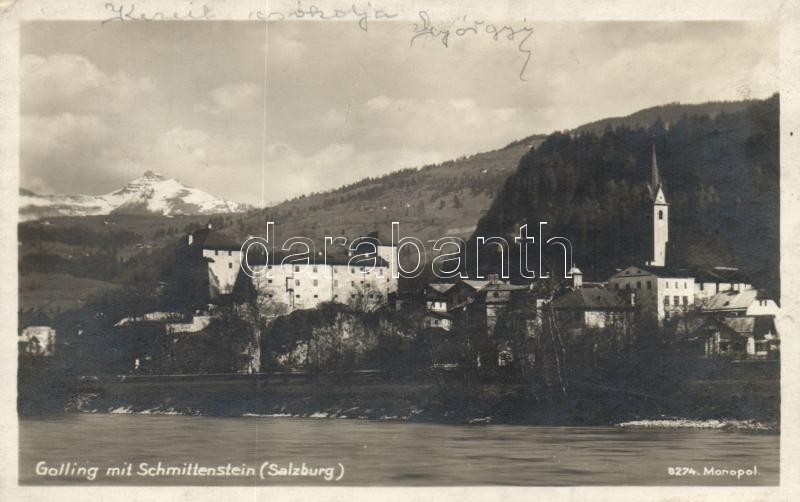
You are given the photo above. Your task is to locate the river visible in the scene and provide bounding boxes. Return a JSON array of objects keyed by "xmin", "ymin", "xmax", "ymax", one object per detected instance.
[{"xmin": 20, "ymin": 414, "xmax": 778, "ymax": 485}]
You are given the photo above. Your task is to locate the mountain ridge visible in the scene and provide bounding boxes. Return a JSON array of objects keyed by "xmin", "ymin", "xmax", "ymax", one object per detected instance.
[{"xmin": 20, "ymin": 171, "xmax": 251, "ymax": 221}]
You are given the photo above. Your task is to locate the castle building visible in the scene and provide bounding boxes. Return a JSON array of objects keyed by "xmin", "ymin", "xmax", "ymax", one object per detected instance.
[
  {"xmin": 186, "ymin": 224, "xmax": 398, "ymax": 311},
  {"xmin": 249, "ymin": 252, "xmax": 396, "ymax": 312}
]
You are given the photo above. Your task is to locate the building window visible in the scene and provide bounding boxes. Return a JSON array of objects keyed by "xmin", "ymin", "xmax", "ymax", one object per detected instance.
[
  {"xmin": 295, "ymin": 279, "xmax": 300, "ymax": 286},
  {"xmin": 664, "ymin": 296, "xmax": 670, "ymax": 306},
  {"xmin": 294, "ymin": 265, "xmax": 300, "ymax": 272},
  {"xmin": 351, "ymin": 281, "xmax": 355, "ymax": 286},
  {"xmin": 268, "ymin": 279, "xmax": 273, "ymax": 284},
  {"xmin": 700, "ymin": 283, "xmax": 704, "ymax": 290},
  {"xmin": 313, "ymin": 266, "xmax": 318, "ymax": 273},
  {"xmin": 673, "ymin": 295, "xmax": 679, "ymax": 306},
  {"xmin": 314, "ymin": 295, "xmax": 318, "ymax": 299},
  {"xmin": 228, "ymin": 250, "xmax": 232, "ymax": 256},
  {"xmin": 682, "ymin": 296, "xmax": 689, "ymax": 305},
  {"xmin": 296, "ymin": 294, "xmax": 300, "ymax": 298},
  {"xmin": 228, "ymin": 263, "xmax": 232, "ymax": 269},
  {"xmin": 636, "ymin": 281, "xmax": 641, "ymax": 289},
  {"xmin": 665, "ymin": 282, "xmax": 669, "ymax": 289},
  {"xmin": 214, "ymin": 250, "xmax": 218, "ymax": 256},
  {"xmin": 313, "ymin": 279, "xmax": 318, "ymax": 286},
  {"xmin": 658, "ymin": 210, "xmax": 663, "ymax": 220},
  {"xmin": 674, "ymin": 282, "xmax": 678, "ymax": 288},
  {"xmin": 646, "ymin": 280, "xmax": 652, "ymax": 290}
]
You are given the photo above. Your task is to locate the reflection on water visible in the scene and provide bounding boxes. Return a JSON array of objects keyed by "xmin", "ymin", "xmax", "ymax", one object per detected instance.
[{"xmin": 20, "ymin": 414, "xmax": 778, "ymax": 485}]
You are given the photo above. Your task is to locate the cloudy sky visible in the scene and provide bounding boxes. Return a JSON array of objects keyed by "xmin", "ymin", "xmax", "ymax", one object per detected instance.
[{"xmin": 20, "ymin": 21, "xmax": 777, "ymax": 206}]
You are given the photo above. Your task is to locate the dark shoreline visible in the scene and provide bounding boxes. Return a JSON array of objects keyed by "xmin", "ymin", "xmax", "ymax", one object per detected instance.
[{"xmin": 19, "ymin": 368, "xmax": 780, "ymax": 431}]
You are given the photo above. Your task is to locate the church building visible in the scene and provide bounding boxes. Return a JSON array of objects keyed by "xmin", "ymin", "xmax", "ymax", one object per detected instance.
[{"xmin": 607, "ymin": 145, "xmax": 697, "ymax": 321}]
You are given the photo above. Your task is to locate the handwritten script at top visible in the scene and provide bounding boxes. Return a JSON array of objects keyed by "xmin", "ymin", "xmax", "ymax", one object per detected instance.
[
  {"xmin": 410, "ymin": 11, "xmax": 533, "ymax": 81},
  {"xmin": 101, "ymin": 2, "xmax": 534, "ymax": 80}
]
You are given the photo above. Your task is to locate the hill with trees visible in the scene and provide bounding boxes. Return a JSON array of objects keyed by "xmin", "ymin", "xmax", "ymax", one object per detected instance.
[{"xmin": 470, "ymin": 95, "xmax": 779, "ymax": 293}]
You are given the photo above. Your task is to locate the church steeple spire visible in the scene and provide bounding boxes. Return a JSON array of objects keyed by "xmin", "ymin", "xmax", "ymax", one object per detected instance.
[{"xmin": 651, "ymin": 143, "xmax": 660, "ymax": 193}]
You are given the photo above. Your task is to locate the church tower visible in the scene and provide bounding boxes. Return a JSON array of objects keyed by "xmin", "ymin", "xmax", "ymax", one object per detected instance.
[{"xmin": 646, "ymin": 145, "xmax": 668, "ymax": 267}]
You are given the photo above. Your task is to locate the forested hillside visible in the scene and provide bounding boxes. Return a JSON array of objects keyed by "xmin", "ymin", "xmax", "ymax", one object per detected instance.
[{"xmin": 471, "ymin": 95, "xmax": 779, "ymax": 292}]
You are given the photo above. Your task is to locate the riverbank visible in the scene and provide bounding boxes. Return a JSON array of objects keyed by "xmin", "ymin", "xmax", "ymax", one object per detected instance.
[{"xmin": 34, "ymin": 370, "xmax": 777, "ymax": 429}]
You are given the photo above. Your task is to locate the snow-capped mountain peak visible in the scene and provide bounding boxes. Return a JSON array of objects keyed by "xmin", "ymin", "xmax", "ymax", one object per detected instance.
[{"xmin": 20, "ymin": 173, "xmax": 251, "ymax": 221}]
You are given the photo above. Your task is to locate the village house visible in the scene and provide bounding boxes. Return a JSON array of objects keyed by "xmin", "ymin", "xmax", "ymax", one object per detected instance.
[
  {"xmin": 692, "ymin": 316, "xmax": 779, "ymax": 359},
  {"xmin": 693, "ymin": 267, "xmax": 752, "ymax": 302},
  {"xmin": 448, "ymin": 275, "xmax": 530, "ymax": 333},
  {"xmin": 688, "ymin": 288, "xmax": 781, "ymax": 359},
  {"xmin": 607, "ymin": 265, "xmax": 695, "ymax": 321},
  {"xmin": 18, "ymin": 325, "xmax": 56, "ymax": 357},
  {"xmin": 549, "ymin": 284, "xmax": 635, "ymax": 337},
  {"xmin": 700, "ymin": 289, "xmax": 779, "ymax": 317},
  {"xmin": 423, "ymin": 310, "xmax": 454, "ymax": 331},
  {"xmin": 425, "ymin": 283, "xmax": 454, "ymax": 312}
]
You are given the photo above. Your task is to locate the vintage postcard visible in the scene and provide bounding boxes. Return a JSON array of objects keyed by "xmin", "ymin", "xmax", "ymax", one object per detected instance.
[{"xmin": 1, "ymin": 0, "xmax": 798, "ymax": 500}]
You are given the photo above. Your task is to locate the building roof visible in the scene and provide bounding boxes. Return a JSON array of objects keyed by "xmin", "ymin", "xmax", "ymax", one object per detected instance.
[
  {"xmin": 190, "ymin": 228, "xmax": 242, "ymax": 250},
  {"xmin": 702, "ymin": 289, "xmax": 759, "ymax": 312},
  {"xmin": 244, "ymin": 249, "xmax": 389, "ymax": 267},
  {"xmin": 428, "ymin": 283, "xmax": 455, "ymax": 294},
  {"xmin": 611, "ymin": 264, "xmax": 694, "ymax": 280},
  {"xmin": 425, "ymin": 310, "xmax": 454, "ymax": 320},
  {"xmin": 551, "ymin": 288, "xmax": 632, "ymax": 310},
  {"xmin": 699, "ymin": 315, "xmax": 777, "ymax": 338},
  {"xmin": 459, "ymin": 279, "xmax": 492, "ymax": 291},
  {"xmin": 692, "ymin": 266, "xmax": 751, "ymax": 284}
]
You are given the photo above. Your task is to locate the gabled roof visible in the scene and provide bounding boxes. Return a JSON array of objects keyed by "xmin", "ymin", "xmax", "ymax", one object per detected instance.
[
  {"xmin": 458, "ymin": 279, "xmax": 491, "ymax": 291},
  {"xmin": 428, "ymin": 283, "xmax": 455, "ymax": 294},
  {"xmin": 702, "ymin": 289, "xmax": 759, "ymax": 311},
  {"xmin": 611, "ymin": 264, "xmax": 693, "ymax": 280},
  {"xmin": 551, "ymin": 288, "xmax": 632, "ymax": 310}
]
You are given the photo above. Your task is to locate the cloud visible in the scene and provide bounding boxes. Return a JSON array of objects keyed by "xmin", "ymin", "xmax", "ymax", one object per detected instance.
[
  {"xmin": 195, "ymin": 82, "xmax": 261, "ymax": 115},
  {"xmin": 335, "ymin": 95, "xmax": 531, "ymax": 152},
  {"xmin": 158, "ymin": 126, "xmax": 208, "ymax": 161},
  {"xmin": 21, "ymin": 113, "xmax": 119, "ymax": 193},
  {"xmin": 21, "ymin": 53, "xmax": 155, "ymax": 114}
]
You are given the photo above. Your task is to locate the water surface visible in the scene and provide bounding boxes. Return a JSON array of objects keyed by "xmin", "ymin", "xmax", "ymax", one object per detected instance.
[{"xmin": 19, "ymin": 414, "xmax": 778, "ymax": 485}]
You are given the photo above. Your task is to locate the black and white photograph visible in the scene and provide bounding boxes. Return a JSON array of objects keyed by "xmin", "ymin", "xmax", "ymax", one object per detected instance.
[{"xmin": 2, "ymin": 0, "xmax": 798, "ymax": 498}]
